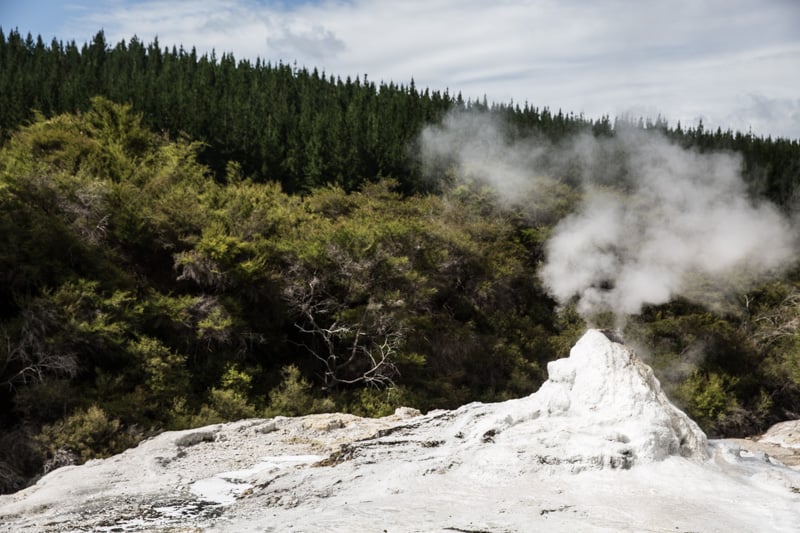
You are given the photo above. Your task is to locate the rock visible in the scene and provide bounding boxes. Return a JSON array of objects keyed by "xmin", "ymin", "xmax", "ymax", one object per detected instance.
[
  {"xmin": 729, "ymin": 419, "xmax": 800, "ymax": 470},
  {"xmin": 761, "ymin": 420, "xmax": 800, "ymax": 449},
  {"xmin": 393, "ymin": 406, "xmax": 422, "ymax": 418},
  {"xmin": 175, "ymin": 431, "xmax": 217, "ymax": 448}
]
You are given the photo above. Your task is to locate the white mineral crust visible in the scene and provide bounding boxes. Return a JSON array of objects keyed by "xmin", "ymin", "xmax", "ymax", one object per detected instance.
[{"xmin": 1, "ymin": 329, "xmax": 799, "ymax": 532}]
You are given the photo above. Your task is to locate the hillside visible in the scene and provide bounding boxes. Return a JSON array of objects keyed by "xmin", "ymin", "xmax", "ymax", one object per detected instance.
[{"xmin": 1, "ymin": 31, "xmax": 800, "ymax": 496}]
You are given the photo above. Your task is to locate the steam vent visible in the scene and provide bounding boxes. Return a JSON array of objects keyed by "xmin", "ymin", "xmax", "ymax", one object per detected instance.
[
  {"xmin": 4, "ymin": 330, "xmax": 800, "ymax": 533},
  {"xmin": 520, "ymin": 328, "xmax": 709, "ymax": 465},
  {"xmin": 339, "ymin": 327, "xmax": 711, "ymax": 475}
]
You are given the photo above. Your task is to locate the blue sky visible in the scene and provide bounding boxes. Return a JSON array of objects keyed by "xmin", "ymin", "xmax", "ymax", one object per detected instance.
[{"xmin": 2, "ymin": 0, "xmax": 799, "ymax": 139}]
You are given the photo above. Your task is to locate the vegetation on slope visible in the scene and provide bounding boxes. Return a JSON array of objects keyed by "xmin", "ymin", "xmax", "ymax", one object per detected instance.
[{"xmin": 1, "ymin": 29, "xmax": 800, "ymax": 493}]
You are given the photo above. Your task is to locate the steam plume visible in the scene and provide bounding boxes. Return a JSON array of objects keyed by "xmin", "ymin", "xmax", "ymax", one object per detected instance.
[{"xmin": 420, "ymin": 111, "xmax": 798, "ymax": 318}]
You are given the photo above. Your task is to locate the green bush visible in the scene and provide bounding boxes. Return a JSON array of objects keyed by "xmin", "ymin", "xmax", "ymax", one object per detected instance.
[
  {"xmin": 37, "ymin": 405, "xmax": 139, "ymax": 464},
  {"xmin": 183, "ymin": 365, "xmax": 260, "ymax": 427},
  {"xmin": 266, "ymin": 365, "xmax": 335, "ymax": 417},
  {"xmin": 677, "ymin": 371, "xmax": 740, "ymax": 434},
  {"xmin": 348, "ymin": 386, "xmax": 414, "ymax": 418}
]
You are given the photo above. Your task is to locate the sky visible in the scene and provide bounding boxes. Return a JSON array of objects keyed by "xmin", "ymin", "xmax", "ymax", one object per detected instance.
[{"xmin": 2, "ymin": 0, "xmax": 799, "ymax": 139}]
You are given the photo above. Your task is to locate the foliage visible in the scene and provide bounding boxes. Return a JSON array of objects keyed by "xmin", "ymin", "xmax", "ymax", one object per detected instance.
[
  {"xmin": 266, "ymin": 365, "xmax": 335, "ymax": 417},
  {"xmin": 37, "ymin": 405, "xmax": 140, "ymax": 463},
  {"xmin": 0, "ymin": 100, "xmax": 569, "ymax": 491},
  {"xmin": 1, "ymin": 32, "xmax": 800, "ymax": 494},
  {"xmin": 623, "ymin": 292, "xmax": 800, "ymax": 436},
  {"xmin": 677, "ymin": 372, "xmax": 741, "ymax": 434}
]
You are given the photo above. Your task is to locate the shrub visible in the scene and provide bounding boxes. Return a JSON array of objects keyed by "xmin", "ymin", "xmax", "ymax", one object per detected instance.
[
  {"xmin": 678, "ymin": 371, "xmax": 740, "ymax": 435},
  {"xmin": 266, "ymin": 365, "xmax": 335, "ymax": 417},
  {"xmin": 37, "ymin": 405, "xmax": 139, "ymax": 464},
  {"xmin": 348, "ymin": 386, "xmax": 413, "ymax": 418},
  {"xmin": 0, "ymin": 427, "xmax": 44, "ymax": 493},
  {"xmin": 184, "ymin": 365, "xmax": 260, "ymax": 427}
]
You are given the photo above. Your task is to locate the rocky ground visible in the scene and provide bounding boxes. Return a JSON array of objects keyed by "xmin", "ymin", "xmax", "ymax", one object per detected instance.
[{"xmin": 1, "ymin": 329, "xmax": 799, "ymax": 532}]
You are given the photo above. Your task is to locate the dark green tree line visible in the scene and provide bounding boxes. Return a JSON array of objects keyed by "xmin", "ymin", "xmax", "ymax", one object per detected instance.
[{"xmin": 3, "ymin": 29, "xmax": 797, "ymax": 203}]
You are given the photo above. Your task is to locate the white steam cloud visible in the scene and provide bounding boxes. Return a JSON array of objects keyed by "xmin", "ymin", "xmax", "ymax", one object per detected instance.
[{"xmin": 421, "ymin": 111, "xmax": 798, "ymax": 318}]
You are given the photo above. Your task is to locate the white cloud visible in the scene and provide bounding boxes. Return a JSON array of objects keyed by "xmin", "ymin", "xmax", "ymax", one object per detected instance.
[
  {"xmin": 59, "ymin": 0, "xmax": 800, "ymax": 138},
  {"xmin": 724, "ymin": 94, "xmax": 800, "ymax": 140},
  {"xmin": 266, "ymin": 23, "xmax": 345, "ymax": 61}
]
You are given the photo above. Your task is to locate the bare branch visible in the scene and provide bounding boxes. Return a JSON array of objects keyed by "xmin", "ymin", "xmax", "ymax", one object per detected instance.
[
  {"xmin": 747, "ymin": 289, "xmax": 800, "ymax": 350},
  {"xmin": 282, "ymin": 264, "xmax": 403, "ymax": 389},
  {"xmin": 1, "ymin": 302, "xmax": 79, "ymax": 391}
]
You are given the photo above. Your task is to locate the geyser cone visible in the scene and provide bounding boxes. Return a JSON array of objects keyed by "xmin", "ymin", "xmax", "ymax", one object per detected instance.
[
  {"xmin": 525, "ymin": 329, "xmax": 709, "ymax": 463},
  {"xmin": 347, "ymin": 329, "xmax": 709, "ymax": 474}
]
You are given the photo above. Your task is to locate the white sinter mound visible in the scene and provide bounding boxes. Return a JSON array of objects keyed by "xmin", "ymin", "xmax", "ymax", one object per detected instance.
[
  {"xmin": 1, "ymin": 329, "xmax": 798, "ymax": 532},
  {"xmin": 435, "ymin": 328, "xmax": 709, "ymax": 471}
]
